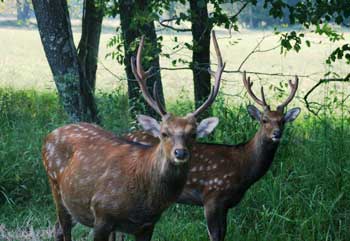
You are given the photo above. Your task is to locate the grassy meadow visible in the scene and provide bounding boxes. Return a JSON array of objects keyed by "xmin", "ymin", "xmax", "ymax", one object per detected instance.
[{"xmin": 0, "ymin": 19, "xmax": 350, "ymax": 241}]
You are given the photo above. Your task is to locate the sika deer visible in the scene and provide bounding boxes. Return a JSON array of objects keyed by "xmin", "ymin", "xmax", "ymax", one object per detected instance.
[
  {"xmin": 123, "ymin": 72, "xmax": 301, "ymax": 241},
  {"xmin": 42, "ymin": 33, "xmax": 224, "ymax": 241}
]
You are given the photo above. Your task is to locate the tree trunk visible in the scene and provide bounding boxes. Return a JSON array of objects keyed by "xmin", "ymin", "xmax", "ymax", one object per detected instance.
[
  {"xmin": 32, "ymin": 0, "xmax": 101, "ymax": 123},
  {"xmin": 189, "ymin": 0, "xmax": 212, "ymax": 117},
  {"xmin": 77, "ymin": 0, "xmax": 104, "ymax": 122},
  {"xmin": 16, "ymin": 0, "xmax": 30, "ymax": 23},
  {"xmin": 119, "ymin": 0, "xmax": 164, "ymax": 119}
]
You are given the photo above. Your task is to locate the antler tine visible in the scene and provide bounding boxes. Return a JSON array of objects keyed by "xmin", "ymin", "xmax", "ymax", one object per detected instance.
[
  {"xmin": 242, "ymin": 71, "xmax": 269, "ymax": 108},
  {"xmin": 260, "ymin": 86, "xmax": 269, "ymax": 108},
  {"xmin": 192, "ymin": 31, "xmax": 225, "ymax": 117},
  {"xmin": 277, "ymin": 75, "xmax": 299, "ymax": 111},
  {"xmin": 131, "ymin": 36, "xmax": 166, "ymax": 116},
  {"xmin": 136, "ymin": 36, "xmax": 146, "ymax": 80},
  {"xmin": 153, "ymin": 81, "xmax": 167, "ymax": 115}
]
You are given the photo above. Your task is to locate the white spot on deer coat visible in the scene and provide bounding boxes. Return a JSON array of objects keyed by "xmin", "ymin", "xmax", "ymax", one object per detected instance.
[
  {"xmin": 47, "ymin": 143, "xmax": 55, "ymax": 158},
  {"xmin": 56, "ymin": 159, "xmax": 62, "ymax": 167}
]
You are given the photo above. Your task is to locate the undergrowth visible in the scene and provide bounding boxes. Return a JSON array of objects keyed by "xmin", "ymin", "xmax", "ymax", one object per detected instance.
[{"xmin": 0, "ymin": 88, "xmax": 349, "ymax": 241}]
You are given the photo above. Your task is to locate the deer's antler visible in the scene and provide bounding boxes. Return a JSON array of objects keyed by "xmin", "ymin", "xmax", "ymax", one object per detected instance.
[
  {"xmin": 242, "ymin": 71, "xmax": 270, "ymax": 110},
  {"xmin": 131, "ymin": 36, "xmax": 166, "ymax": 116},
  {"xmin": 277, "ymin": 76, "xmax": 299, "ymax": 112},
  {"xmin": 192, "ymin": 31, "xmax": 225, "ymax": 117}
]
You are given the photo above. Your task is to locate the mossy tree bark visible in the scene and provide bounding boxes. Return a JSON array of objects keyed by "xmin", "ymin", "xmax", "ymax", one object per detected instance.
[
  {"xmin": 32, "ymin": 0, "xmax": 102, "ymax": 123},
  {"xmin": 119, "ymin": 0, "xmax": 165, "ymax": 119}
]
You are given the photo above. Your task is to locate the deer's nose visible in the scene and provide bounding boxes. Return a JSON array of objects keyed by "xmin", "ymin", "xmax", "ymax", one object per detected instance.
[
  {"xmin": 273, "ymin": 129, "xmax": 282, "ymax": 138},
  {"xmin": 174, "ymin": 149, "xmax": 189, "ymax": 160}
]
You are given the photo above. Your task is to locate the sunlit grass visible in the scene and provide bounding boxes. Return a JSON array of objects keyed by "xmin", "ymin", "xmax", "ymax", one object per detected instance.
[{"xmin": 0, "ymin": 22, "xmax": 349, "ymax": 104}]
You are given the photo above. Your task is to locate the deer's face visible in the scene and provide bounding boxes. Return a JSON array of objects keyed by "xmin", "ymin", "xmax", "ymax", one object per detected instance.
[
  {"xmin": 137, "ymin": 114, "xmax": 219, "ymax": 165},
  {"xmin": 247, "ymin": 105, "xmax": 300, "ymax": 142}
]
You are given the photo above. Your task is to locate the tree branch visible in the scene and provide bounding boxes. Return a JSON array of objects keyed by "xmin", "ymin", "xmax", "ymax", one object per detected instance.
[
  {"xmin": 158, "ymin": 17, "xmax": 191, "ymax": 32},
  {"xmin": 224, "ymin": 69, "xmax": 310, "ymax": 78},
  {"xmin": 232, "ymin": 2, "xmax": 249, "ymax": 19},
  {"xmin": 303, "ymin": 75, "xmax": 350, "ymax": 116}
]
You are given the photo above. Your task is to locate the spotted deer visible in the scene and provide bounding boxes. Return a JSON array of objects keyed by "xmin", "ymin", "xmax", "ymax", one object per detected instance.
[
  {"xmin": 123, "ymin": 72, "xmax": 301, "ymax": 241},
  {"xmin": 42, "ymin": 32, "xmax": 224, "ymax": 241}
]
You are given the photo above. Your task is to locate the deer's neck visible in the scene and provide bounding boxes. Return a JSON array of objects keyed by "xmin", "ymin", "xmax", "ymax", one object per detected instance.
[
  {"xmin": 245, "ymin": 129, "xmax": 279, "ymax": 184},
  {"xmin": 144, "ymin": 145, "xmax": 189, "ymax": 206}
]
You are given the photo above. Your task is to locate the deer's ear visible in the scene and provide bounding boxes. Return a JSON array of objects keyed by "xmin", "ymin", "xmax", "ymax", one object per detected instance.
[
  {"xmin": 196, "ymin": 117, "xmax": 219, "ymax": 138},
  {"xmin": 247, "ymin": 105, "xmax": 261, "ymax": 121},
  {"xmin": 137, "ymin": 115, "xmax": 161, "ymax": 137},
  {"xmin": 284, "ymin": 107, "xmax": 301, "ymax": 123}
]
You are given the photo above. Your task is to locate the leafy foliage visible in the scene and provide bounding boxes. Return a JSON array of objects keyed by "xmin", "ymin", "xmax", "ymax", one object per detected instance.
[{"xmin": 327, "ymin": 44, "xmax": 350, "ymax": 64}]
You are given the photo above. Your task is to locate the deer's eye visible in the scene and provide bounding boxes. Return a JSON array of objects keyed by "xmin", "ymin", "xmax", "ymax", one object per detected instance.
[
  {"xmin": 262, "ymin": 118, "xmax": 268, "ymax": 124},
  {"xmin": 162, "ymin": 132, "xmax": 169, "ymax": 138}
]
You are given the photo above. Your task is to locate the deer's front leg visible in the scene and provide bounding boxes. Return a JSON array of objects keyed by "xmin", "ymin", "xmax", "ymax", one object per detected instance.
[
  {"xmin": 93, "ymin": 216, "xmax": 115, "ymax": 241},
  {"xmin": 204, "ymin": 202, "xmax": 228, "ymax": 241},
  {"xmin": 108, "ymin": 232, "xmax": 125, "ymax": 241},
  {"xmin": 135, "ymin": 225, "xmax": 154, "ymax": 241}
]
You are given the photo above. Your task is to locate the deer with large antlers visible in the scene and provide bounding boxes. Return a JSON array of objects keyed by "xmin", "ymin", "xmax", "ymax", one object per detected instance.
[
  {"xmin": 123, "ymin": 72, "xmax": 301, "ymax": 241},
  {"xmin": 42, "ymin": 32, "xmax": 224, "ymax": 241}
]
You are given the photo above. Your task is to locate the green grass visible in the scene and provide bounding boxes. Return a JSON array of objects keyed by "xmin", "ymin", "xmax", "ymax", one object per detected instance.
[{"xmin": 0, "ymin": 88, "xmax": 349, "ymax": 241}]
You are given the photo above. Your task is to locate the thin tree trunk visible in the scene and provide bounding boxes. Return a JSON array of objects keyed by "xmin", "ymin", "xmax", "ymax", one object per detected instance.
[
  {"xmin": 32, "ymin": 0, "xmax": 101, "ymax": 123},
  {"xmin": 17, "ymin": 0, "xmax": 30, "ymax": 23},
  {"xmin": 119, "ymin": 0, "xmax": 164, "ymax": 119},
  {"xmin": 77, "ymin": 0, "xmax": 104, "ymax": 122},
  {"xmin": 189, "ymin": 0, "xmax": 212, "ymax": 117},
  {"xmin": 16, "ymin": 0, "xmax": 22, "ymax": 21}
]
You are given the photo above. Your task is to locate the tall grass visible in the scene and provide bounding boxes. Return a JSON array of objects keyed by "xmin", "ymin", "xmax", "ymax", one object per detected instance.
[{"xmin": 0, "ymin": 88, "xmax": 349, "ymax": 241}]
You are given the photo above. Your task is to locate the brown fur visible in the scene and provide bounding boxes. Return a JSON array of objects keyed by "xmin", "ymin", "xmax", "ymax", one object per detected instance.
[
  {"xmin": 43, "ymin": 118, "xmax": 198, "ymax": 241},
  {"xmin": 123, "ymin": 109, "xmax": 297, "ymax": 241}
]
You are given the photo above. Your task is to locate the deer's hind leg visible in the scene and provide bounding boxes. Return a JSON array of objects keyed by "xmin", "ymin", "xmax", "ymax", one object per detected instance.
[{"xmin": 49, "ymin": 180, "xmax": 74, "ymax": 241}]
